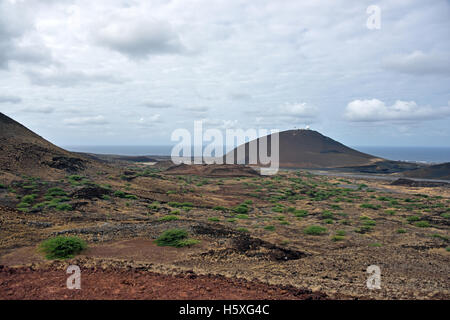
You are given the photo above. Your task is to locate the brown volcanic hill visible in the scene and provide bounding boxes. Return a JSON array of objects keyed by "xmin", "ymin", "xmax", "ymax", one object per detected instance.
[
  {"xmin": 226, "ymin": 129, "xmax": 382, "ymax": 168},
  {"xmin": 401, "ymin": 162, "xmax": 450, "ymax": 180},
  {"xmin": 0, "ymin": 112, "xmax": 94, "ymax": 178}
]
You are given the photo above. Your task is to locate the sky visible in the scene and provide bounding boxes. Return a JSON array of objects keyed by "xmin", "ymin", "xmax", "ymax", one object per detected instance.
[{"xmin": 0, "ymin": 0, "xmax": 449, "ymax": 147}]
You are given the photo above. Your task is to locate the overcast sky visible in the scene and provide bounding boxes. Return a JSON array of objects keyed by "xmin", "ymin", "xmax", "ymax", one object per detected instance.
[{"xmin": 0, "ymin": 0, "xmax": 449, "ymax": 147}]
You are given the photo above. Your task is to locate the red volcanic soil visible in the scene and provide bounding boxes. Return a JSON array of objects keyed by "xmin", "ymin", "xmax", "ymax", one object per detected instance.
[{"xmin": 0, "ymin": 266, "xmax": 326, "ymax": 300}]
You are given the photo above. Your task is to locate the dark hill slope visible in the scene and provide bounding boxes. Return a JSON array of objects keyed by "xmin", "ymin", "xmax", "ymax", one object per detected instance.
[
  {"xmin": 226, "ymin": 129, "xmax": 382, "ymax": 168},
  {"xmin": 0, "ymin": 112, "xmax": 96, "ymax": 178},
  {"xmin": 401, "ymin": 162, "xmax": 450, "ymax": 180}
]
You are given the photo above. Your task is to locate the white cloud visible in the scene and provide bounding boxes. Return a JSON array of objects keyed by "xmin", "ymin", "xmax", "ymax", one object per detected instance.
[
  {"xmin": 382, "ymin": 51, "xmax": 450, "ymax": 75},
  {"xmin": 142, "ymin": 102, "xmax": 172, "ymax": 109},
  {"xmin": 94, "ymin": 10, "xmax": 185, "ymax": 59},
  {"xmin": 277, "ymin": 102, "xmax": 318, "ymax": 119},
  {"xmin": 21, "ymin": 106, "xmax": 54, "ymax": 114},
  {"xmin": 344, "ymin": 99, "xmax": 450, "ymax": 122},
  {"xmin": 0, "ymin": 95, "xmax": 21, "ymax": 103},
  {"xmin": 26, "ymin": 68, "xmax": 125, "ymax": 87},
  {"xmin": 63, "ymin": 115, "xmax": 108, "ymax": 126},
  {"xmin": 185, "ymin": 106, "xmax": 209, "ymax": 114},
  {"xmin": 134, "ymin": 114, "xmax": 161, "ymax": 127}
]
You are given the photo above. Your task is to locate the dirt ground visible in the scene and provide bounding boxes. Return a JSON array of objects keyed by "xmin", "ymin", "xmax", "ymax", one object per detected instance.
[{"xmin": 0, "ymin": 264, "xmax": 326, "ymax": 300}]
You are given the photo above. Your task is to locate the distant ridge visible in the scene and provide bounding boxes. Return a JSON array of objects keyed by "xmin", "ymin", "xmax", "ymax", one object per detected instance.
[
  {"xmin": 227, "ymin": 129, "xmax": 383, "ymax": 168},
  {"xmin": 401, "ymin": 162, "xmax": 450, "ymax": 180}
]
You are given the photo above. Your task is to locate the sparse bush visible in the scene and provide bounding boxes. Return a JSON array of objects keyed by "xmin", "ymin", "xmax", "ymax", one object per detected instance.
[
  {"xmin": 369, "ymin": 243, "xmax": 382, "ymax": 247},
  {"xmin": 55, "ymin": 203, "xmax": 72, "ymax": 211},
  {"xmin": 322, "ymin": 211, "xmax": 334, "ymax": 219},
  {"xmin": 158, "ymin": 215, "xmax": 179, "ymax": 222},
  {"xmin": 331, "ymin": 235, "xmax": 345, "ymax": 241},
  {"xmin": 293, "ymin": 209, "xmax": 308, "ymax": 218},
  {"xmin": 46, "ymin": 187, "xmax": 67, "ymax": 197},
  {"xmin": 233, "ymin": 204, "xmax": 249, "ymax": 214},
  {"xmin": 155, "ymin": 229, "xmax": 198, "ymax": 247},
  {"xmin": 113, "ymin": 190, "xmax": 126, "ymax": 198},
  {"xmin": 414, "ymin": 221, "xmax": 430, "ymax": 228},
  {"xmin": 39, "ymin": 236, "xmax": 86, "ymax": 260},
  {"xmin": 237, "ymin": 227, "xmax": 249, "ymax": 233},
  {"xmin": 385, "ymin": 209, "xmax": 396, "ymax": 215},
  {"xmin": 148, "ymin": 201, "xmax": 160, "ymax": 210},
  {"xmin": 407, "ymin": 215, "xmax": 421, "ymax": 222},
  {"xmin": 304, "ymin": 225, "xmax": 327, "ymax": 235}
]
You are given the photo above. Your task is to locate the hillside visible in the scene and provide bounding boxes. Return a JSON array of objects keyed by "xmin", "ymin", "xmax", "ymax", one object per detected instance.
[
  {"xmin": 226, "ymin": 129, "xmax": 383, "ymax": 168},
  {"xmin": 401, "ymin": 162, "xmax": 450, "ymax": 180},
  {"xmin": 0, "ymin": 112, "xmax": 94, "ymax": 178}
]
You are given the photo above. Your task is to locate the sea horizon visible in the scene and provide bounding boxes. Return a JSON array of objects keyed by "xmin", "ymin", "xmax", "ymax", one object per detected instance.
[{"xmin": 64, "ymin": 145, "xmax": 450, "ymax": 164}]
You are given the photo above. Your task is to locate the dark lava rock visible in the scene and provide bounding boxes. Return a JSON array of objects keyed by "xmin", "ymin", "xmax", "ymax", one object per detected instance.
[
  {"xmin": 45, "ymin": 156, "xmax": 86, "ymax": 173},
  {"xmin": 71, "ymin": 186, "xmax": 112, "ymax": 199},
  {"xmin": 391, "ymin": 178, "xmax": 448, "ymax": 188}
]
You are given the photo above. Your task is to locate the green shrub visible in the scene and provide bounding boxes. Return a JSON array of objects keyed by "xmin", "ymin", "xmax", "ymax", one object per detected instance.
[
  {"xmin": 113, "ymin": 190, "xmax": 126, "ymax": 198},
  {"xmin": 39, "ymin": 236, "xmax": 87, "ymax": 259},
  {"xmin": 158, "ymin": 215, "xmax": 179, "ymax": 222},
  {"xmin": 155, "ymin": 229, "xmax": 198, "ymax": 247},
  {"xmin": 322, "ymin": 211, "xmax": 334, "ymax": 219},
  {"xmin": 407, "ymin": 215, "xmax": 421, "ymax": 222},
  {"xmin": 237, "ymin": 227, "xmax": 249, "ymax": 233},
  {"xmin": 397, "ymin": 229, "xmax": 407, "ymax": 234},
  {"xmin": 414, "ymin": 221, "xmax": 430, "ymax": 228},
  {"xmin": 264, "ymin": 225, "xmax": 275, "ymax": 231},
  {"xmin": 148, "ymin": 201, "xmax": 160, "ymax": 210},
  {"xmin": 226, "ymin": 218, "xmax": 237, "ymax": 223},
  {"xmin": 385, "ymin": 209, "xmax": 396, "ymax": 215},
  {"xmin": 323, "ymin": 218, "xmax": 334, "ymax": 224},
  {"xmin": 235, "ymin": 214, "xmax": 249, "ymax": 219},
  {"xmin": 336, "ymin": 230, "xmax": 346, "ymax": 236},
  {"xmin": 233, "ymin": 204, "xmax": 249, "ymax": 214},
  {"xmin": 212, "ymin": 206, "xmax": 227, "ymax": 211},
  {"xmin": 331, "ymin": 235, "xmax": 345, "ymax": 242},
  {"xmin": 124, "ymin": 194, "xmax": 138, "ymax": 200},
  {"xmin": 369, "ymin": 243, "xmax": 382, "ymax": 247},
  {"xmin": 304, "ymin": 225, "xmax": 327, "ymax": 235},
  {"xmin": 55, "ymin": 203, "xmax": 72, "ymax": 211},
  {"xmin": 431, "ymin": 234, "xmax": 448, "ymax": 241},
  {"xmin": 46, "ymin": 187, "xmax": 67, "ymax": 197},
  {"xmin": 208, "ymin": 217, "xmax": 220, "ymax": 222},
  {"xmin": 293, "ymin": 209, "xmax": 308, "ymax": 218}
]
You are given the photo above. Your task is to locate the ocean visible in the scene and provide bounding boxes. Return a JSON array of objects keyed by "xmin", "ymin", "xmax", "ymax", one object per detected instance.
[{"xmin": 64, "ymin": 145, "xmax": 450, "ymax": 164}]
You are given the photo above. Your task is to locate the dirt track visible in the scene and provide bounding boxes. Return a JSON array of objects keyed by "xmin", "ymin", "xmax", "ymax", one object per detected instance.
[{"xmin": 0, "ymin": 265, "xmax": 327, "ymax": 300}]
